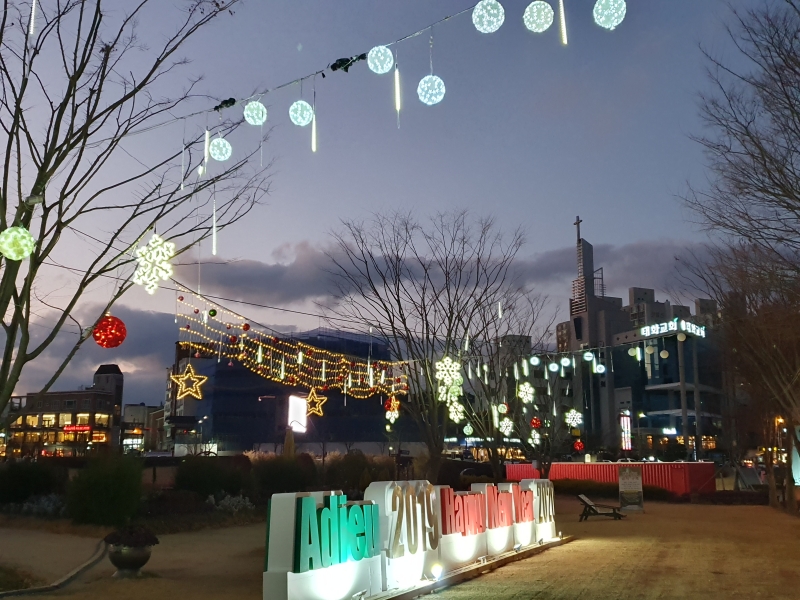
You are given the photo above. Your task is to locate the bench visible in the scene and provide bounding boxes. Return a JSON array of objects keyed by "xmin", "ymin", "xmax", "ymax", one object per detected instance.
[{"xmin": 577, "ymin": 494, "xmax": 626, "ymax": 521}]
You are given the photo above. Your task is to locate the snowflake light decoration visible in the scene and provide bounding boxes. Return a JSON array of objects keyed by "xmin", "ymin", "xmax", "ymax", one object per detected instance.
[
  {"xmin": 529, "ymin": 431, "xmax": 541, "ymax": 446},
  {"xmin": 435, "ymin": 356, "xmax": 463, "ymax": 404},
  {"xmin": 449, "ymin": 401, "xmax": 466, "ymax": 424},
  {"xmin": 133, "ymin": 233, "xmax": 175, "ymax": 294},
  {"xmin": 565, "ymin": 409, "xmax": 583, "ymax": 428},
  {"xmin": 518, "ymin": 382, "xmax": 534, "ymax": 404},
  {"xmin": 499, "ymin": 417, "xmax": 514, "ymax": 436}
]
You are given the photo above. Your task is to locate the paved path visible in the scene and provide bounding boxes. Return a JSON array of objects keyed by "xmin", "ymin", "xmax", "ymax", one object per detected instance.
[
  {"xmin": 7, "ymin": 498, "xmax": 800, "ymax": 599},
  {"xmin": 0, "ymin": 529, "xmax": 99, "ymax": 585}
]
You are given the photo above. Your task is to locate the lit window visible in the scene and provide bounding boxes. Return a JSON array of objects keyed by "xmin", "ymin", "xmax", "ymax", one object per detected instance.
[
  {"xmin": 76, "ymin": 413, "xmax": 90, "ymax": 425},
  {"xmin": 41, "ymin": 414, "xmax": 56, "ymax": 428},
  {"xmin": 92, "ymin": 432, "xmax": 107, "ymax": 443},
  {"xmin": 25, "ymin": 415, "xmax": 39, "ymax": 428},
  {"xmin": 11, "ymin": 416, "xmax": 23, "ymax": 429},
  {"xmin": 94, "ymin": 414, "xmax": 109, "ymax": 428},
  {"xmin": 59, "ymin": 413, "xmax": 72, "ymax": 427}
]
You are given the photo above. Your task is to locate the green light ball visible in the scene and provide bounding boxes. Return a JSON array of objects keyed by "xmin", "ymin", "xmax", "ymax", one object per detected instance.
[
  {"xmin": 209, "ymin": 309, "xmax": 217, "ymax": 317},
  {"xmin": 0, "ymin": 227, "xmax": 35, "ymax": 261}
]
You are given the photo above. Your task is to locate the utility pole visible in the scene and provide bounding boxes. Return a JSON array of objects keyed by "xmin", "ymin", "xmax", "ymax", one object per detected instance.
[
  {"xmin": 677, "ymin": 334, "xmax": 691, "ymax": 460},
  {"xmin": 693, "ymin": 337, "xmax": 702, "ymax": 459}
]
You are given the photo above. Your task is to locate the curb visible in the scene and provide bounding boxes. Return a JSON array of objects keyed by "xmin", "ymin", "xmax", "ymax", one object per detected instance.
[{"xmin": 0, "ymin": 540, "xmax": 107, "ymax": 598}]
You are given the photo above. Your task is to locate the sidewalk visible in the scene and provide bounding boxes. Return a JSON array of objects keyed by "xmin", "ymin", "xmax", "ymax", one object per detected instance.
[{"xmin": 0, "ymin": 529, "xmax": 99, "ymax": 585}]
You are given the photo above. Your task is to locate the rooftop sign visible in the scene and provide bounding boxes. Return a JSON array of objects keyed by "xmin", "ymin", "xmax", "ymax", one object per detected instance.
[{"xmin": 641, "ymin": 319, "xmax": 706, "ymax": 339}]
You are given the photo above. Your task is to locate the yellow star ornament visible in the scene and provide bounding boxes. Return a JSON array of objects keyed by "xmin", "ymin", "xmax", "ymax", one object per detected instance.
[
  {"xmin": 306, "ymin": 388, "xmax": 327, "ymax": 417},
  {"xmin": 171, "ymin": 364, "xmax": 208, "ymax": 400}
]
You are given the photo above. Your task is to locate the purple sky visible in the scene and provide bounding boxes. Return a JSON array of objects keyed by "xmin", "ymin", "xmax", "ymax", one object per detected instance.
[{"xmin": 18, "ymin": 0, "xmax": 757, "ymax": 404}]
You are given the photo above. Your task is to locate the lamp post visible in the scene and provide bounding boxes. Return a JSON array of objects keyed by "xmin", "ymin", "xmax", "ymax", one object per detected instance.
[{"xmin": 637, "ymin": 412, "xmax": 646, "ymax": 457}]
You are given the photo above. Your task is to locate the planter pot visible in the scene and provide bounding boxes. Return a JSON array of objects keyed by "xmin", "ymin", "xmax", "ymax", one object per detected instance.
[{"xmin": 108, "ymin": 545, "xmax": 152, "ymax": 577}]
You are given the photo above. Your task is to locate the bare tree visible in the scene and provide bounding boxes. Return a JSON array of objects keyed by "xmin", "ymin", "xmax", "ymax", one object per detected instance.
[
  {"xmin": 0, "ymin": 0, "xmax": 269, "ymax": 416},
  {"xmin": 326, "ymin": 211, "xmax": 526, "ymax": 482}
]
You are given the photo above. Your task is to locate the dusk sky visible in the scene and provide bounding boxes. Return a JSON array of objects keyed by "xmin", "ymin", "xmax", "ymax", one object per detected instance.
[{"xmin": 19, "ymin": 0, "xmax": 758, "ymax": 404}]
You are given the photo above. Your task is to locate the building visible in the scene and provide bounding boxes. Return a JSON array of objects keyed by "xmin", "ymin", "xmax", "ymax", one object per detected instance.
[
  {"xmin": 555, "ymin": 219, "xmax": 723, "ymax": 456},
  {"xmin": 121, "ymin": 403, "xmax": 164, "ymax": 453},
  {"xmin": 4, "ymin": 365, "xmax": 124, "ymax": 457},
  {"xmin": 162, "ymin": 328, "xmax": 422, "ymax": 456}
]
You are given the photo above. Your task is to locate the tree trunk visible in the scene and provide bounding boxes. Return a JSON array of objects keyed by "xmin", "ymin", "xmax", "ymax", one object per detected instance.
[
  {"xmin": 488, "ymin": 448, "xmax": 503, "ymax": 483},
  {"xmin": 786, "ymin": 430, "xmax": 797, "ymax": 514},
  {"xmin": 424, "ymin": 451, "xmax": 443, "ymax": 484},
  {"xmin": 766, "ymin": 447, "xmax": 779, "ymax": 508}
]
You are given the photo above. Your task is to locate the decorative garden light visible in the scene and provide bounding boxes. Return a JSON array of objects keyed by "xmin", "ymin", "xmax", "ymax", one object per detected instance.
[
  {"xmin": 560, "ymin": 356, "xmax": 571, "ymax": 367},
  {"xmin": 518, "ymin": 382, "xmax": 534, "ymax": 404},
  {"xmin": 417, "ymin": 75, "xmax": 446, "ymax": 106},
  {"xmin": 530, "ymin": 356, "xmax": 541, "ymax": 366},
  {"xmin": 472, "ymin": 0, "xmax": 505, "ymax": 34},
  {"xmin": 498, "ymin": 402, "xmax": 509, "ymax": 415},
  {"xmin": 463, "ymin": 423, "xmax": 474, "ymax": 436},
  {"xmin": 573, "ymin": 439, "xmax": 585, "ymax": 452},
  {"xmin": 499, "ymin": 417, "xmax": 514, "ymax": 436},
  {"xmin": 593, "ymin": 0, "xmax": 626, "ymax": 31},
  {"xmin": 367, "ymin": 45, "xmax": 394, "ymax": 74},
  {"xmin": 209, "ymin": 137, "xmax": 232, "ymax": 161},
  {"xmin": 529, "ymin": 431, "xmax": 541, "ymax": 445},
  {"xmin": 583, "ymin": 351, "xmax": 593, "ymax": 362},
  {"xmin": 92, "ymin": 314, "xmax": 127, "ymax": 348},
  {"xmin": 0, "ymin": 226, "xmax": 35, "ymax": 261},
  {"xmin": 565, "ymin": 408, "xmax": 583, "ymax": 427},
  {"xmin": 435, "ymin": 356, "xmax": 463, "ymax": 404},
  {"xmin": 645, "ymin": 346, "xmax": 655, "ymax": 355},
  {"xmin": 243, "ymin": 100, "xmax": 267, "ymax": 126},
  {"xmin": 628, "ymin": 347, "xmax": 637, "ymax": 357},
  {"xmin": 595, "ymin": 363, "xmax": 607, "ymax": 374},
  {"xmin": 548, "ymin": 362, "xmax": 559, "ymax": 373},
  {"xmin": 132, "ymin": 233, "xmax": 175, "ymax": 294},
  {"xmin": 523, "ymin": 1, "xmax": 554, "ymax": 33},
  {"xmin": 289, "ymin": 100, "xmax": 314, "ymax": 126},
  {"xmin": 530, "ymin": 417, "xmax": 542, "ymax": 429}
]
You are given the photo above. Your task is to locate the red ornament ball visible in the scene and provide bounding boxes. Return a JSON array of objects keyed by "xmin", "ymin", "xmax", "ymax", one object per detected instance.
[
  {"xmin": 530, "ymin": 417, "xmax": 542, "ymax": 429},
  {"xmin": 178, "ymin": 296, "xmax": 184, "ymax": 302},
  {"xmin": 185, "ymin": 324, "xmax": 190, "ymax": 330},
  {"xmin": 193, "ymin": 308, "xmax": 199, "ymax": 314},
  {"xmin": 230, "ymin": 335, "xmax": 238, "ymax": 344},
  {"xmin": 92, "ymin": 315, "xmax": 127, "ymax": 349},
  {"xmin": 226, "ymin": 324, "xmax": 232, "ymax": 330},
  {"xmin": 573, "ymin": 440, "xmax": 585, "ymax": 452},
  {"xmin": 242, "ymin": 323, "xmax": 251, "ymax": 331}
]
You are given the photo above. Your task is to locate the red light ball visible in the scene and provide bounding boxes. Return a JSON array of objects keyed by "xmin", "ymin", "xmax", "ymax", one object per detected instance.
[
  {"xmin": 242, "ymin": 323, "xmax": 250, "ymax": 331},
  {"xmin": 530, "ymin": 417, "xmax": 542, "ymax": 429},
  {"xmin": 178, "ymin": 296, "xmax": 184, "ymax": 302},
  {"xmin": 185, "ymin": 324, "xmax": 190, "ymax": 330},
  {"xmin": 92, "ymin": 315, "xmax": 127, "ymax": 349},
  {"xmin": 193, "ymin": 308, "xmax": 199, "ymax": 314},
  {"xmin": 230, "ymin": 335, "xmax": 238, "ymax": 344},
  {"xmin": 573, "ymin": 440, "xmax": 585, "ymax": 452}
]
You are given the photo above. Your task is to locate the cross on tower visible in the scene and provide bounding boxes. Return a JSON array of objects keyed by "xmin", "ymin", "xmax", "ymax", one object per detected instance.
[{"xmin": 574, "ymin": 216, "xmax": 583, "ymax": 243}]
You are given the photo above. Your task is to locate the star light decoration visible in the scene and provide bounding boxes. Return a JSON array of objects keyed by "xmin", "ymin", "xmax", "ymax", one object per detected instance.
[
  {"xmin": 472, "ymin": 0, "xmax": 505, "ymax": 34},
  {"xmin": 524, "ymin": 1, "xmax": 554, "ymax": 33},
  {"xmin": 518, "ymin": 382, "xmax": 534, "ymax": 404},
  {"xmin": 565, "ymin": 408, "xmax": 583, "ymax": 428},
  {"xmin": 171, "ymin": 364, "xmax": 208, "ymax": 400},
  {"xmin": 499, "ymin": 417, "xmax": 514, "ymax": 436},
  {"xmin": 593, "ymin": 0, "xmax": 626, "ymax": 31},
  {"xmin": 132, "ymin": 233, "xmax": 175, "ymax": 294},
  {"xmin": 306, "ymin": 388, "xmax": 327, "ymax": 417}
]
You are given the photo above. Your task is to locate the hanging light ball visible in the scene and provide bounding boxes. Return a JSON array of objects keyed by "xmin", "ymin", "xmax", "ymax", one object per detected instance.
[
  {"xmin": 208, "ymin": 309, "xmax": 217, "ymax": 318},
  {"xmin": 593, "ymin": 0, "xmax": 626, "ymax": 31},
  {"xmin": 660, "ymin": 350, "xmax": 669, "ymax": 359},
  {"xmin": 0, "ymin": 227, "xmax": 36, "ymax": 261},
  {"xmin": 530, "ymin": 417, "xmax": 542, "ymax": 429},
  {"xmin": 417, "ymin": 75, "xmax": 446, "ymax": 106},
  {"xmin": 243, "ymin": 100, "xmax": 268, "ymax": 126},
  {"xmin": 548, "ymin": 362, "xmax": 559, "ymax": 372},
  {"xmin": 560, "ymin": 356, "xmax": 571, "ymax": 367},
  {"xmin": 289, "ymin": 100, "xmax": 314, "ymax": 126},
  {"xmin": 645, "ymin": 346, "xmax": 655, "ymax": 355},
  {"xmin": 242, "ymin": 323, "xmax": 251, "ymax": 331},
  {"xmin": 628, "ymin": 347, "xmax": 637, "ymax": 357},
  {"xmin": 530, "ymin": 356, "xmax": 541, "ymax": 366},
  {"xmin": 472, "ymin": 0, "xmax": 505, "ymax": 34},
  {"xmin": 209, "ymin": 137, "xmax": 232, "ymax": 161},
  {"xmin": 596, "ymin": 364, "xmax": 607, "ymax": 374},
  {"xmin": 498, "ymin": 403, "xmax": 509, "ymax": 414},
  {"xmin": 230, "ymin": 335, "xmax": 238, "ymax": 344},
  {"xmin": 463, "ymin": 423, "xmax": 474, "ymax": 436},
  {"xmin": 573, "ymin": 440, "xmax": 585, "ymax": 452},
  {"xmin": 524, "ymin": 1, "xmax": 555, "ymax": 33},
  {"xmin": 367, "ymin": 45, "xmax": 394, "ymax": 74},
  {"xmin": 92, "ymin": 315, "xmax": 127, "ymax": 349},
  {"xmin": 583, "ymin": 351, "xmax": 593, "ymax": 362}
]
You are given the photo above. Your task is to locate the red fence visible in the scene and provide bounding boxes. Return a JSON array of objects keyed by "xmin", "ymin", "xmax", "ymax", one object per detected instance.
[
  {"xmin": 505, "ymin": 463, "xmax": 541, "ymax": 481},
  {"xmin": 547, "ymin": 462, "xmax": 716, "ymax": 495}
]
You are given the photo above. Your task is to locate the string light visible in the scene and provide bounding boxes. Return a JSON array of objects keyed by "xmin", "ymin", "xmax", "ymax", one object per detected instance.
[
  {"xmin": 394, "ymin": 61, "xmax": 401, "ymax": 126},
  {"xmin": 133, "ymin": 233, "xmax": 175, "ymax": 294},
  {"xmin": 472, "ymin": 0, "xmax": 505, "ymax": 34},
  {"xmin": 368, "ymin": 45, "xmax": 394, "ymax": 74},
  {"xmin": 524, "ymin": 1, "xmax": 554, "ymax": 33},
  {"xmin": 0, "ymin": 227, "xmax": 36, "ymax": 261},
  {"xmin": 417, "ymin": 75, "xmax": 445, "ymax": 106},
  {"xmin": 593, "ymin": 0, "xmax": 626, "ymax": 31},
  {"xmin": 558, "ymin": 0, "xmax": 568, "ymax": 45}
]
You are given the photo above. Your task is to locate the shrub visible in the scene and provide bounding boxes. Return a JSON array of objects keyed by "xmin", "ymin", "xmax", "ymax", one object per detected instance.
[
  {"xmin": 212, "ymin": 494, "xmax": 256, "ymax": 514},
  {"xmin": 139, "ymin": 489, "xmax": 214, "ymax": 518},
  {"xmin": 0, "ymin": 462, "xmax": 61, "ymax": 504},
  {"xmin": 21, "ymin": 494, "xmax": 67, "ymax": 518},
  {"xmin": 104, "ymin": 525, "xmax": 159, "ymax": 547},
  {"xmin": 175, "ymin": 457, "xmax": 245, "ymax": 499},
  {"xmin": 251, "ymin": 455, "xmax": 315, "ymax": 500},
  {"xmin": 67, "ymin": 455, "xmax": 143, "ymax": 526}
]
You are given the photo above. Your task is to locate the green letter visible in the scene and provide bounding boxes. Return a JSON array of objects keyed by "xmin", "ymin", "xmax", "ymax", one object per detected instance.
[
  {"xmin": 319, "ymin": 495, "xmax": 340, "ymax": 567},
  {"xmin": 348, "ymin": 505, "xmax": 365, "ymax": 561},
  {"xmin": 294, "ymin": 496, "xmax": 322, "ymax": 573}
]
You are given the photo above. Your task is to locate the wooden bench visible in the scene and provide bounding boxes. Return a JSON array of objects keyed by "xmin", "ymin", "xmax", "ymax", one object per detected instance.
[{"xmin": 577, "ymin": 494, "xmax": 626, "ymax": 521}]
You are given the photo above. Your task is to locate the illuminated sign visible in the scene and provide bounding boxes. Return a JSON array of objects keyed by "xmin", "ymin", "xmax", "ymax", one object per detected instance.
[
  {"xmin": 287, "ymin": 395, "xmax": 308, "ymax": 433},
  {"xmin": 63, "ymin": 425, "xmax": 91, "ymax": 432},
  {"xmin": 641, "ymin": 319, "xmax": 706, "ymax": 338},
  {"xmin": 662, "ymin": 427, "xmax": 677, "ymax": 435},
  {"xmin": 620, "ymin": 415, "xmax": 632, "ymax": 451},
  {"xmin": 264, "ymin": 480, "xmax": 557, "ymax": 600}
]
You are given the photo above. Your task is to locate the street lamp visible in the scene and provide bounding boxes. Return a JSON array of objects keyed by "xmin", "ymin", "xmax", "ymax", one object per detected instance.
[{"xmin": 637, "ymin": 412, "xmax": 646, "ymax": 457}]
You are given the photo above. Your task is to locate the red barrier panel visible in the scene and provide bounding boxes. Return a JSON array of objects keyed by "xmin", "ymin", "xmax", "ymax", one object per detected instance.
[
  {"xmin": 504, "ymin": 463, "xmax": 540, "ymax": 481},
  {"xmin": 547, "ymin": 462, "xmax": 716, "ymax": 495}
]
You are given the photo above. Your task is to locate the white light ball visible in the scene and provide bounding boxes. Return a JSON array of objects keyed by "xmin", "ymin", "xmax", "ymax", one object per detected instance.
[
  {"xmin": 583, "ymin": 351, "xmax": 594, "ymax": 362},
  {"xmin": 368, "ymin": 45, "xmax": 394, "ymax": 75},
  {"xmin": 596, "ymin": 364, "xmax": 607, "ymax": 374},
  {"xmin": 548, "ymin": 363, "xmax": 559, "ymax": 372},
  {"xmin": 593, "ymin": 0, "xmax": 626, "ymax": 31},
  {"xmin": 0, "ymin": 227, "xmax": 35, "ymax": 261},
  {"xmin": 243, "ymin": 101, "xmax": 267, "ymax": 126},
  {"xmin": 289, "ymin": 100, "xmax": 314, "ymax": 127},
  {"xmin": 417, "ymin": 75, "xmax": 445, "ymax": 105},
  {"xmin": 463, "ymin": 423, "xmax": 474, "ymax": 436},
  {"xmin": 209, "ymin": 137, "xmax": 232, "ymax": 162},
  {"xmin": 473, "ymin": 0, "xmax": 505, "ymax": 34},
  {"xmin": 524, "ymin": 1, "xmax": 555, "ymax": 33},
  {"xmin": 560, "ymin": 357, "xmax": 571, "ymax": 367}
]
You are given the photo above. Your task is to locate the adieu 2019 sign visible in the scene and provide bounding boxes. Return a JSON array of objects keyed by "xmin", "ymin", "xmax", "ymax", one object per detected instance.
[{"xmin": 263, "ymin": 479, "xmax": 557, "ymax": 600}]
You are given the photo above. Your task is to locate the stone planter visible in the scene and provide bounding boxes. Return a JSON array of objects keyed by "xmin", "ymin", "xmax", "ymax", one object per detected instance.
[{"xmin": 108, "ymin": 544, "xmax": 152, "ymax": 577}]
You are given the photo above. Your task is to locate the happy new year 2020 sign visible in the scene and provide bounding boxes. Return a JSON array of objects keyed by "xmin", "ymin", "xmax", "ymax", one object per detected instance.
[{"xmin": 263, "ymin": 479, "xmax": 557, "ymax": 600}]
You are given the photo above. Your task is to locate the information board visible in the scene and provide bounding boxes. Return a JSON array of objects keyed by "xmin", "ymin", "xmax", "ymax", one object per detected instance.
[{"xmin": 618, "ymin": 466, "xmax": 644, "ymax": 511}]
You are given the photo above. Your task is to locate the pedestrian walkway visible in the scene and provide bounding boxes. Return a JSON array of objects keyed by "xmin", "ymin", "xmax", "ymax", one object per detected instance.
[{"xmin": 0, "ymin": 529, "xmax": 99, "ymax": 585}]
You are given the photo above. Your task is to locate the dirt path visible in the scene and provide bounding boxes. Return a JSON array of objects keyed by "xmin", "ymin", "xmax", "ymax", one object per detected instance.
[
  {"xmin": 8, "ymin": 498, "xmax": 800, "ymax": 599},
  {"xmin": 0, "ymin": 529, "xmax": 99, "ymax": 585}
]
